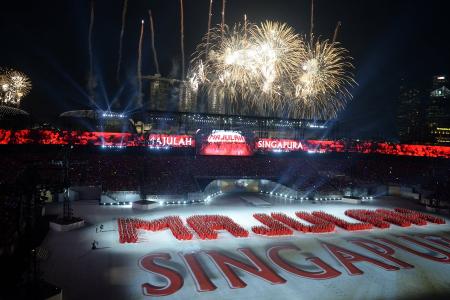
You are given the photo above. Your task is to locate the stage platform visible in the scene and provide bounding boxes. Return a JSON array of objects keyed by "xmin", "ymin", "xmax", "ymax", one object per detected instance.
[{"xmin": 40, "ymin": 195, "xmax": 450, "ymax": 300}]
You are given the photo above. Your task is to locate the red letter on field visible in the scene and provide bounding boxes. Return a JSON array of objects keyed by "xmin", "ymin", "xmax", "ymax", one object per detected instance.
[
  {"xmin": 348, "ymin": 238, "xmax": 414, "ymax": 269},
  {"xmin": 377, "ymin": 236, "xmax": 450, "ymax": 264},
  {"xmin": 321, "ymin": 242, "xmax": 399, "ymax": 275},
  {"xmin": 180, "ymin": 252, "xmax": 216, "ymax": 292},
  {"xmin": 139, "ymin": 253, "xmax": 184, "ymax": 296},
  {"xmin": 267, "ymin": 244, "xmax": 341, "ymax": 279},
  {"xmin": 419, "ymin": 235, "xmax": 450, "ymax": 250},
  {"xmin": 204, "ymin": 248, "xmax": 286, "ymax": 289}
]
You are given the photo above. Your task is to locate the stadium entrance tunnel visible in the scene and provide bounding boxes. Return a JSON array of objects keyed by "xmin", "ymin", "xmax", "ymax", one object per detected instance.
[{"xmin": 202, "ymin": 178, "xmax": 301, "ymax": 199}]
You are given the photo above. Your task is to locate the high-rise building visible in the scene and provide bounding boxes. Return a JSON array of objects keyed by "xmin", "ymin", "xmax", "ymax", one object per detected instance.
[
  {"xmin": 426, "ymin": 75, "xmax": 450, "ymax": 144},
  {"xmin": 178, "ymin": 84, "xmax": 198, "ymax": 113},
  {"xmin": 143, "ymin": 75, "xmax": 197, "ymax": 113},
  {"xmin": 397, "ymin": 80, "xmax": 422, "ymax": 143},
  {"xmin": 207, "ymin": 90, "xmax": 225, "ymax": 115},
  {"xmin": 432, "ymin": 75, "xmax": 448, "ymax": 89}
]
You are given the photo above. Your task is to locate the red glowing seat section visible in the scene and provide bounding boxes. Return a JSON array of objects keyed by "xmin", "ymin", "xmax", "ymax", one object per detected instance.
[{"xmin": 2, "ymin": 129, "xmax": 450, "ymax": 158}]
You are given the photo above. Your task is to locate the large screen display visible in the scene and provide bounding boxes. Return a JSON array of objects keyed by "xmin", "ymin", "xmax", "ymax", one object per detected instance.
[
  {"xmin": 1, "ymin": 129, "xmax": 450, "ymax": 158},
  {"xmin": 255, "ymin": 138, "xmax": 304, "ymax": 152},
  {"xmin": 147, "ymin": 134, "xmax": 195, "ymax": 148},
  {"xmin": 196, "ymin": 130, "xmax": 254, "ymax": 156}
]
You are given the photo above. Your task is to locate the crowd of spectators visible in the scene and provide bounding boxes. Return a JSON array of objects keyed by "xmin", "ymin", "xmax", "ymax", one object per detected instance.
[
  {"xmin": 0, "ymin": 147, "xmax": 449, "ymax": 197},
  {"xmin": 0, "ymin": 191, "xmax": 22, "ymax": 255}
]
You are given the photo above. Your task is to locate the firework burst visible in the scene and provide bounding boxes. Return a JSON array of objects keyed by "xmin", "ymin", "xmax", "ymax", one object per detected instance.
[
  {"xmin": 188, "ymin": 20, "xmax": 355, "ymax": 119},
  {"xmin": 0, "ymin": 69, "xmax": 32, "ymax": 106},
  {"xmin": 290, "ymin": 39, "xmax": 355, "ymax": 119},
  {"xmin": 189, "ymin": 21, "xmax": 304, "ymax": 107},
  {"xmin": 250, "ymin": 21, "xmax": 305, "ymax": 99},
  {"xmin": 188, "ymin": 22, "xmax": 256, "ymax": 102}
]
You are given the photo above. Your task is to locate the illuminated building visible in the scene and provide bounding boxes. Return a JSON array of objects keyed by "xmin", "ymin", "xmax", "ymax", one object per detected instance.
[
  {"xmin": 145, "ymin": 74, "xmax": 175, "ymax": 111},
  {"xmin": 207, "ymin": 90, "xmax": 225, "ymax": 115},
  {"xmin": 396, "ymin": 80, "xmax": 422, "ymax": 143},
  {"xmin": 142, "ymin": 75, "xmax": 197, "ymax": 113},
  {"xmin": 136, "ymin": 111, "xmax": 328, "ymax": 140},
  {"xmin": 426, "ymin": 75, "xmax": 450, "ymax": 144}
]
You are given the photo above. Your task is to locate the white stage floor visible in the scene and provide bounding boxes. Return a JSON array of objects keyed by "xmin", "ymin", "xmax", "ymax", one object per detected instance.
[{"xmin": 41, "ymin": 195, "xmax": 450, "ymax": 300}]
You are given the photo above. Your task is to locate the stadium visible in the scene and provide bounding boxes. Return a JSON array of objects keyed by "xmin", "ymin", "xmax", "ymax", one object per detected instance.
[
  {"xmin": 2, "ymin": 100, "xmax": 450, "ymax": 299},
  {"xmin": 1, "ymin": 1, "xmax": 450, "ymax": 300}
]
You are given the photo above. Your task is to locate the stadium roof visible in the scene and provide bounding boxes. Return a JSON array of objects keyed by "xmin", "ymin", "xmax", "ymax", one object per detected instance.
[
  {"xmin": 0, "ymin": 105, "xmax": 29, "ymax": 119},
  {"xmin": 59, "ymin": 110, "xmax": 97, "ymax": 119}
]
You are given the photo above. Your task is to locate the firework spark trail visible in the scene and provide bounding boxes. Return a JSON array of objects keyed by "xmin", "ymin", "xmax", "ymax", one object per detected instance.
[
  {"xmin": 333, "ymin": 21, "xmax": 341, "ymax": 43},
  {"xmin": 221, "ymin": 0, "xmax": 226, "ymax": 36},
  {"xmin": 180, "ymin": 0, "xmax": 185, "ymax": 80},
  {"xmin": 206, "ymin": 0, "xmax": 213, "ymax": 55},
  {"xmin": 88, "ymin": 0, "xmax": 95, "ymax": 103},
  {"xmin": 310, "ymin": 0, "xmax": 314, "ymax": 43},
  {"xmin": 149, "ymin": 10, "xmax": 160, "ymax": 74},
  {"xmin": 137, "ymin": 20, "xmax": 144, "ymax": 107},
  {"xmin": 116, "ymin": 0, "xmax": 128, "ymax": 81},
  {"xmin": 244, "ymin": 14, "xmax": 248, "ymax": 42}
]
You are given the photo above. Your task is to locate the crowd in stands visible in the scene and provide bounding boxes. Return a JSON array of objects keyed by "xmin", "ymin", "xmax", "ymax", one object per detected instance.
[
  {"xmin": 0, "ymin": 147, "xmax": 449, "ymax": 197},
  {"xmin": 0, "ymin": 192, "xmax": 22, "ymax": 255}
]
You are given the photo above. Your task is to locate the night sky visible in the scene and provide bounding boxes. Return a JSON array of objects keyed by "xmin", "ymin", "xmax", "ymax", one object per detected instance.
[{"xmin": 1, "ymin": 0, "xmax": 449, "ymax": 139}]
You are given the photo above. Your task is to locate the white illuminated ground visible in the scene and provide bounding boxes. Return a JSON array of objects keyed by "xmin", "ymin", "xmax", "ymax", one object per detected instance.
[{"xmin": 41, "ymin": 195, "xmax": 450, "ymax": 300}]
